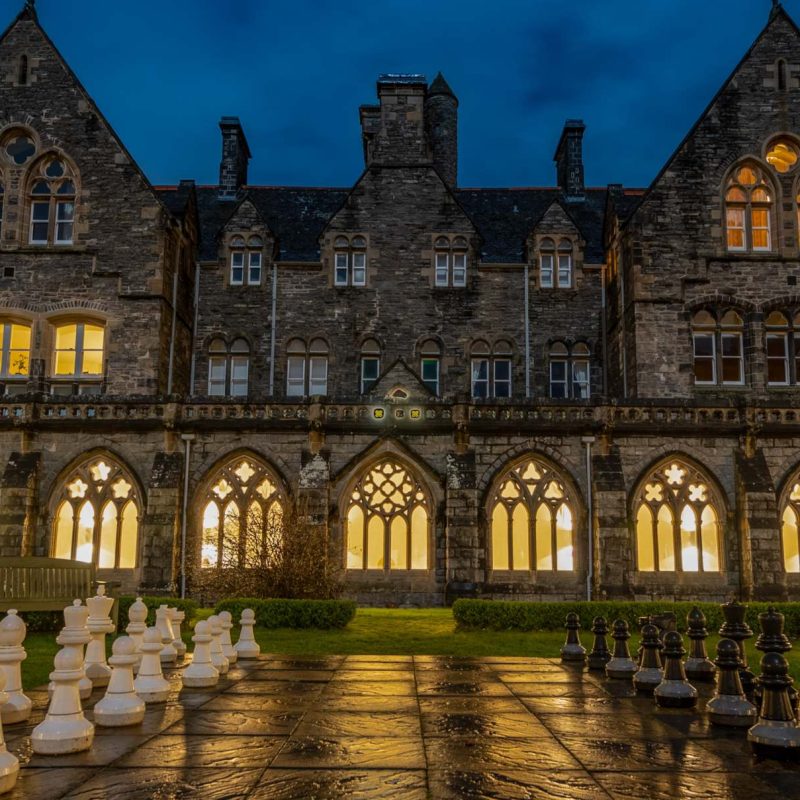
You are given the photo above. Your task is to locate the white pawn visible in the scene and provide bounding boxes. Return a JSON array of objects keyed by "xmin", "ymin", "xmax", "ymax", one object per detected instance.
[
  {"xmin": 218, "ymin": 611, "xmax": 238, "ymax": 664},
  {"xmin": 32, "ymin": 608, "xmax": 95, "ymax": 754},
  {"xmin": 0, "ymin": 610, "xmax": 32, "ymax": 724},
  {"xmin": 183, "ymin": 621, "xmax": 219, "ymax": 688},
  {"xmin": 94, "ymin": 637, "xmax": 146, "ymax": 727},
  {"xmin": 84, "ymin": 586, "xmax": 115, "ymax": 687},
  {"xmin": 170, "ymin": 608, "xmax": 186, "ymax": 658},
  {"xmin": 133, "ymin": 627, "xmax": 171, "ymax": 703},
  {"xmin": 234, "ymin": 609, "xmax": 260, "ymax": 659},
  {"xmin": 48, "ymin": 600, "xmax": 92, "ymax": 701},
  {"xmin": 126, "ymin": 596, "xmax": 148, "ymax": 673},
  {"xmin": 0, "ymin": 670, "xmax": 19, "ymax": 792},
  {"xmin": 207, "ymin": 615, "xmax": 229, "ymax": 675},
  {"xmin": 155, "ymin": 605, "xmax": 177, "ymax": 665}
]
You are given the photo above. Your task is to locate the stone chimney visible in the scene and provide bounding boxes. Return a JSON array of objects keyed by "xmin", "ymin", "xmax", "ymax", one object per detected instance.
[
  {"xmin": 554, "ymin": 120, "xmax": 586, "ymax": 201},
  {"xmin": 218, "ymin": 117, "xmax": 251, "ymax": 198},
  {"xmin": 425, "ymin": 72, "xmax": 458, "ymax": 188},
  {"xmin": 359, "ymin": 104, "xmax": 381, "ymax": 167},
  {"xmin": 369, "ymin": 75, "xmax": 428, "ymax": 165}
]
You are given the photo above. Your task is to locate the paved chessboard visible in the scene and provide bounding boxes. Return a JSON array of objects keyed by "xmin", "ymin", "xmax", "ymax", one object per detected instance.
[{"xmin": 6, "ymin": 655, "xmax": 800, "ymax": 799}]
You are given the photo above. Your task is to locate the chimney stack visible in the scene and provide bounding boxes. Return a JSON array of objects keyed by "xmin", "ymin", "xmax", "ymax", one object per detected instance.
[
  {"xmin": 426, "ymin": 72, "xmax": 458, "ymax": 188},
  {"xmin": 554, "ymin": 120, "xmax": 586, "ymax": 201},
  {"xmin": 218, "ymin": 117, "xmax": 251, "ymax": 199},
  {"xmin": 370, "ymin": 75, "xmax": 428, "ymax": 165}
]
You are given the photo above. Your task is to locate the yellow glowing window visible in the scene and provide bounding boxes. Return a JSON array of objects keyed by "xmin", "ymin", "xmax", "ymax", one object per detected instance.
[
  {"xmin": 766, "ymin": 139, "xmax": 799, "ymax": 173},
  {"xmin": 0, "ymin": 322, "xmax": 31, "ymax": 378},
  {"xmin": 782, "ymin": 504, "xmax": 800, "ymax": 573},
  {"xmin": 724, "ymin": 164, "xmax": 772, "ymax": 252},
  {"xmin": 53, "ymin": 322, "xmax": 104, "ymax": 377}
]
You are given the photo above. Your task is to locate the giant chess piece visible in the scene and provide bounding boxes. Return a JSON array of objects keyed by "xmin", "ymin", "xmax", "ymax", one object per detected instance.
[
  {"xmin": 31, "ymin": 604, "xmax": 95, "ymax": 754},
  {"xmin": 560, "ymin": 612, "xmax": 586, "ymax": 663},
  {"xmin": 169, "ymin": 608, "xmax": 187, "ymax": 658},
  {"xmin": 748, "ymin": 652, "xmax": 800, "ymax": 757},
  {"xmin": 719, "ymin": 599, "xmax": 755, "ymax": 695},
  {"xmin": 155, "ymin": 605, "xmax": 178, "ymax": 665},
  {"xmin": 605, "ymin": 619, "xmax": 638, "ymax": 679},
  {"xmin": 48, "ymin": 600, "xmax": 92, "ymax": 701},
  {"xmin": 754, "ymin": 606, "xmax": 796, "ymax": 711},
  {"xmin": 125, "ymin": 596, "xmax": 147, "ymax": 673},
  {"xmin": 93, "ymin": 636, "xmax": 146, "ymax": 727},
  {"xmin": 207, "ymin": 615, "xmax": 230, "ymax": 675},
  {"xmin": 634, "ymin": 623, "xmax": 663, "ymax": 694},
  {"xmin": 218, "ymin": 610, "xmax": 238, "ymax": 665},
  {"xmin": 133, "ymin": 627, "xmax": 171, "ymax": 703},
  {"xmin": 654, "ymin": 631, "xmax": 698, "ymax": 709},
  {"xmin": 183, "ymin": 620, "xmax": 219, "ymax": 688},
  {"xmin": 707, "ymin": 638, "xmax": 757, "ymax": 727},
  {"xmin": 84, "ymin": 585, "xmax": 115, "ymax": 687},
  {"xmin": 587, "ymin": 616, "xmax": 612, "ymax": 670},
  {"xmin": 234, "ymin": 608, "xmax": 260, "ymax": 659},
  {"xmin": 0, "ymin": 610, "xmax": 32, "ymax": 724},
  {"xmin": 684, "ymin": 606, "xmax": 716, "ymax": 683},
  {"xmin": 0, "ymin": 670, "xmax": 18, "ymax": 793}
]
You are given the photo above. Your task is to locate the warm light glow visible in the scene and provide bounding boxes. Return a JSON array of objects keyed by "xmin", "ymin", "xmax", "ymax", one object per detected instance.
[
  {"xmin": 202, "ymin": 501, "xmax": 219, "ymax": 568},
  {"xmin": 234, "ymin": 460, "xmax": 256, "ymax": 484},
  {"xmin": 783, "ymin": 506, "xmax": 800, "ymax": 573},
  {"xmin": 766, "ymin": 140, "xmax": 799, "ymax": 173},
  {"xmin": 90, "ymin": 460, "xmax": 111, "ymax": 483}
]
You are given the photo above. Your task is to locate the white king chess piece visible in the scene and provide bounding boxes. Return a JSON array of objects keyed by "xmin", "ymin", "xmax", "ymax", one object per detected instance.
[
  {"xmin": 155, "ymin": 605, "xmax": 178, "ymax": 665},
  {"xmin": 84, "ymin": 585, "xmax": 115, "ymax": 687},
  {"xmin": 133, "ymin": 627, "xmax": 171, "ymax": 703},
  {"xmin": 218, "ymin": 610, "xmax": 237, "ymax": 665},
  {"xmin": 0, "ymin": 610, "xmax": 32, "ymax": 724},
  {"xmin": 234, "ymin": 608, "xmax": 260, "ymax": 660},
  {"xmin": 169, "ymin": 608, "xmax": 186, "ymax": 658},
  {"xmin": 125, "ymin": 596, "xmax": 147, "ymax": 673},
  {"xmin": 0, "ymin": 669, "xmax": 19, "ymax": 793},
  {"xmin": 93, "ymin": 636, "xmax": 146, "ymax": 727}
]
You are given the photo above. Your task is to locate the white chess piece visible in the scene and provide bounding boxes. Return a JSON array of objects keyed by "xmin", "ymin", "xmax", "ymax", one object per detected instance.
[
  {"xmin": 0, "ymin": 610, "xmax": 32, "ymax": 724},
  {"xmin": 156, "ymin": 605, "xmax": 178, "ymax": 665},
  {"xmin": 169, "ymin": 608, "xmax": 186, "ymax": 658},
  {"xmin": 84, "ymin": 586, "xmax": 115, "ymax": 687},
  {"xmin": 125, "ymin": 596, "xmax": 147, "ymax": 674},
  {"xmin": 234, "ymin": 608, "xmax": 260, "ymax": 659},
  {"xmin": 182, "ymin": 621, "xmax": 219, "ymax": 688},
  {"xmin": 48, "ymin": 600, "xmax": 92, "ymax": 701},
  {"xmin": 218, "ymin": 611, "xmax": 237, "ymax": 664},
  {"xmin": 206, "ymin": 615, "xmax": 229, "ymax": 675},
  {"xmin": 0, "ymin": 670, "xmax": 19, "ymax": 792},
  {"xmin": 32, "ymin": 603, "xmax": 95, "ymax": 754},
  {"xmin": 94, "ymin": 636, "xmax": 146, "ymax": 727},
  {"xmin": 133, "ymin": 627, "xmax": 171, "ymax": 703}
]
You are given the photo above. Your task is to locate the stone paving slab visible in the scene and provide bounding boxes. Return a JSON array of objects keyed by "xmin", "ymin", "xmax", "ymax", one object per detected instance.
[{"xmin": 5, "ymin": 655, "xmax": 800, "ymax": 799}]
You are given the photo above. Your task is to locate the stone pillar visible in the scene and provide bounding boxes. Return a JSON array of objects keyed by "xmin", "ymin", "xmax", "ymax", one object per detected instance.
[
  {"xmin": 0, "ymin": 453, "xmax": 40, "ymax": 557},
  {"xmin": 592, "ymin": 448, "xmax": 631, "ymax": 598},
  {"xmin": 444, "ymin": 451, "xmax": 480, "ymax": 603}
]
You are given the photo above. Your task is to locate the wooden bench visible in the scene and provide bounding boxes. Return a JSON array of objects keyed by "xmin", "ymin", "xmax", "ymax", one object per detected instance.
[{"xmin": 0, "ymin": 557, "xmax": 119, "ymax": 626}]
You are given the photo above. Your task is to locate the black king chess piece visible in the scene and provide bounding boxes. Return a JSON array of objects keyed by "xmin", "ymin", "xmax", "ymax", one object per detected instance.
[{"xmin": 754, "ymin": 606, "xmax": 797, "ymax": 712}]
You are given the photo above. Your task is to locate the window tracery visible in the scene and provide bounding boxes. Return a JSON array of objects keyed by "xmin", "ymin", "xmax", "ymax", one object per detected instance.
[
  {"xmin": 725, "ymin": 164, "xmax": 772, "ymax": 252},
  {"xmin": 29, "ymin": 156, "xmax": 76, "ymax": 245}
]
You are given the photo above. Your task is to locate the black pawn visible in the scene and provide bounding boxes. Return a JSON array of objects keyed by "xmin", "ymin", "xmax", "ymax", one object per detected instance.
[
  {"xmin": 754, "ymin": 607, "xmax": 797, "ymax": 712},
  {"xmin": 560, "ymin": 613, "xmax": 586, "ymax": 662},
  {"xmin": 707, "ymin": 638, "xmax": 757, "ymax": 727},
  {"xmin": 748, "ymin": 652, "xmax": 800, "ymax": 757},
  {"xmin": 685, "ymin": 606, "xmax": 716, "ymax": 682},
  {"xmin": 587, "ymin": 616, "xmax": 611, "ymax": 670},
  {"xmin": 633, "ymin": 623, "xmax": 663, "ymax": 694},
  {"xmin": 719, "ymin": 599, "xmax": 755, "ymax": 695},
  {"xmin": 605, "ymin": 619, "xmax": 638, "ymax": 679},
  {"xmin": 654, "ymin": 631, "xmax": 698, "ymax": 709}
]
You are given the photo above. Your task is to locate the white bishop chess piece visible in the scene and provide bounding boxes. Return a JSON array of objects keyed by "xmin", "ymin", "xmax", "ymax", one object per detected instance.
[
  {"xmin": 218, "ymin": 610, "xmax": 237, "ymax": 664},
  {"xmin": 48, "ymin": 600, "xmax": 92, "ymax": 701},
  {"xmin": 0, "ymin": 670, "xmax": 18, "ymax": 793},
  {"xmin": 182, "ymin": 620, "xmax": 219, "ymax": 688},
  {"xmin": 133, "ymin": 627, "xmax": 171, "ymax": 703},
  {"xmin": 156, "ymin": 605, "xmax": 178, "ymax": 665},
  {"xmin": 234, "ymin": 608, "xmax": 260, "ymax": 660},
  {"xmin": 207, "ymin": 615, "xmax": 229, "ymax": 675},
  {"xmin": 169, "ymin": 608, "xmax": 186, "ymax": 658},
  {"xmin": 125, "ymin": 596, "xmax": 147, "ymax": 674},
  {"xmin": 94, "ymin": 636, "xmax": 146, "ymax": 727},
  {"xmin": 0, "ymin": 610, "xmax": 32, "ymax": 724},
  {"xmin": 84, "ymin": 585, "xmax": 115, "ymax": 687}
]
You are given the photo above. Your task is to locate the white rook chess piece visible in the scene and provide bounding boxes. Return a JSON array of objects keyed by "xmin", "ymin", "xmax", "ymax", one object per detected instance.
[
  {"xmin": 0, "ymin": 670, "xmax": 18, "ymax": 793},
  {"xmin": 207, "ymin": 615, "xmax": 229, "ymax": 675},
  {"xmin": 84, "ymin": 586, "xmax": 115, "ymax": 687},
  {"xmin": 156, "ymin": 605, "xmax": 178, "ymax": 665},
  {"xmin": 133, "ymin": 627, "xmax": 171, "ymax": 703},
  {"xmin": 32, "ymin": 604, "xmax": 95, "ymax": 754},
  {"xmin": 0, "ymin": 610, "xmax": 32, "ymax": 724},
  {"xmin": 94, "ymin": 637, "xmax": 146, "ymax": 727},
  {"xmin": 234, "ymin": 608, "xmax": 260, "ymax": 659},
  {"xmin": 169, "ymin": 608, "xmax": 186, "ymax": 658},
  {"xmin": 183, "ymin": 620, "xmax": 219, "ymax": 688},
  {"xmin": 218, "ymin": 611, "xmax": 238, "ymax": 665},
  {"xmin": 48, "ymin": 600, "xmax": 92, "ymax": 701},
  {"xmin": 126, "ymin": 596, "xmax": 147, "ymax": 674}
]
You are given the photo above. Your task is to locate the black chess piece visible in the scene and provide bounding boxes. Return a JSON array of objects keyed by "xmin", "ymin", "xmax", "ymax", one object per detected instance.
[
  {"xmin": 587, "ymin": 616, "xmax": 611, "ymax": 670},
  {"xmin": 707, "ymin": 638, "xmax": 757, "ymax": 727},
  {"xmin": 654, "ymin": 631, "xmax": 698, "ymax": 709},
  {"xmin": 754, "ymin": 606, "xmax": 797, "ymax": 712},
  {"xmin": 560, "ymin": 612, "xmax": 586, "ymax": 662},
  {"xmin": 605, "ymin": 619, "xmax": 637, "ymax": 679},
  {"xmin": 633, "ymin": 623, "xmax": 663, "ymax": 694},
  {"xmin": 719, "ymin": 599, "xmax": 755, "ymax": 695},
  {"xmin": 748, "ymin": 652, "xmax": 800, "ymax": 757},
  {"xmin": 685, "ymin": 606, "xmax": 716, "ymax": 682}
]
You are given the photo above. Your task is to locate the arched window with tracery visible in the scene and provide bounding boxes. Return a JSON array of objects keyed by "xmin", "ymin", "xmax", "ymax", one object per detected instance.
[
  {"xmin": 724, "ymin": 164, "xmax": 773, "ymax": 252},
  {"xmin": 52, "ymin": 455, "xmax": 140, "ymax": 569},
  {"xmin": 633, "ymin": 459, "xmax": 722, "ymax": 573},
  {"xmin": 345, "ymin": 460, "xmax": 429, "ymax": 571},
  {"xmin": 781, "ymin": 477, "xmax": 800, "ymax": 573},
  {"xmin": 489, "ymin": 458, "xmax": 576, "ymax": 572},
  {"xmin": 200, "ymin": 456, "xmax": 284, "ymax": 569},
  {"xmin": 28, "ymin": 156, "xmax": 77, "ymax": 245}
]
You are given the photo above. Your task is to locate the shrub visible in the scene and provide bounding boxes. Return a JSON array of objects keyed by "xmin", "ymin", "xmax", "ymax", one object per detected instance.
[
  {"xmin": 215, "ymin": 598, "xmax": 357, "ymax": 629},
  {"xmin": 18, "ymin": 610, "xmax": 62, "ymax": 632},
  {"xmin": 118, "ymin": 595, "xmax": 198, "ymax": 627},
  {"xmin": 452, "ymin": 599, "xmax": 800, "ymax": 637}
]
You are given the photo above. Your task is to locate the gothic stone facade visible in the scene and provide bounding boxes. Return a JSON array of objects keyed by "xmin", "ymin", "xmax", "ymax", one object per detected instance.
[{"xmin": 1, "ymin": 4, "xmax": 800, "ymax": 605}]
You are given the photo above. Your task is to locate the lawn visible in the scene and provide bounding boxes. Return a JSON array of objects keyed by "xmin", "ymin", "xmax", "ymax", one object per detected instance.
[{"xmin": 19, "ymin": 607, "xmax": 800, "ymax": 690}]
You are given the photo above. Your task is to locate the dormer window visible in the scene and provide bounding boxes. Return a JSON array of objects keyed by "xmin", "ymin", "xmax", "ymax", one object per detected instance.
[
  {"xmin": 229, "ymin": 235, "xmax": 263, "ymax": 286},
  {"xmin": 334, "ymin": 235, "xmax": 367, "ymax": 287},
  {"xmin": 434, "ymin": 236, "xmax": 467, "ymax": 287},
  {"xmin": 538, "ymin": 238, "xmax": 573, "ymax": 289},
  {"xmin": 724, "ymin": 165, "xmax": 773, "ymax": 252}
]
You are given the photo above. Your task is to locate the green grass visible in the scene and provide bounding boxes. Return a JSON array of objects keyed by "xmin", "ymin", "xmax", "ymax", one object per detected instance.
[{"xmin": 20, "ymin": 607, "xmax": 800, "ymax": 690}]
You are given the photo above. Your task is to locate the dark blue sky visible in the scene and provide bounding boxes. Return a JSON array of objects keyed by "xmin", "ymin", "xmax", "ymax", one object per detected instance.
[{"xmin": 18, "ymin": 0, "xmax": 794, "ymax": 189}]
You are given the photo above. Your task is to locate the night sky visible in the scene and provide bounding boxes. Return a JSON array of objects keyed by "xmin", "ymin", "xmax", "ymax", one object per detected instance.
[{"xmin": 12, "ymin": 0, "xmax": 794, "ymax": 189}]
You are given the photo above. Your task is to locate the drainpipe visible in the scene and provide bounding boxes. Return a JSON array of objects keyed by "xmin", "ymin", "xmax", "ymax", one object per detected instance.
[
  {"xmin": 167, "ymin": 269, "xmax": 179, "ymax": 394},
  {"xmin": 524, "ymin": 263, "xmax": 531, "ymax": 398},
  {"xmin": 179, "ymin": 433, "xmax": 195, "ymax": 599},
  {"xmin": 268, "ymin": 262, "xmax": 278, "ymax": 396},
  {"xmin": 189, "ymin": 262, "xmax": 201, "ymax": 392},
  {"xmin": 582, "ymin": 435, "xmax": 596, "ymax": 601},
  {"xmin": 600, "ymin": 263, "xmax": 608, "ymax": 398}
]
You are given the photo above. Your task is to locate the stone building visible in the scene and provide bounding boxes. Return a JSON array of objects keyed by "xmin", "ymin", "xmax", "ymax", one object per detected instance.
[{"xmin": 1, "ymin": 1, "xmax": 800, "ymax": 605}]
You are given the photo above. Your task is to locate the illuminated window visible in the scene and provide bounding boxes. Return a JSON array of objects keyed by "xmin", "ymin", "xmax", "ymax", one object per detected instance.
[
  {"xmin": 52, "ymin": 456, "xmax": 139, "ymax": 569},
  {"xmin": 333, "ymin": 235, "xmax": 367, "ymax": 287},
  {"xmin": 229, "ymin": 234, "xmax": 263, "ymax": 286},
  {"xmin": 360, "ymin": 338, "xmax": 381, "ymax": 394},
  {"xmin": 208, "ymin": 338, "xmax": 249, "ymax": 397},
  {"xmin": 200, "ymin": 456, "xmax": 284, "ymax": 569},
  {"xmin": 766, "ymin": 138, "xmax": 799, "ymax": 174},
  {"xmin": 433, "ymin": 236, "xmax": 468, "ymax": 287},
  {"xmin": 345, "ymin": 460, "xmax": 429, "ymax": 571},
  {"xmin": 781, "ymin": 479, "xmax": 800, "ymax": 573},
  {"xmin": 0, "ymin": 321, "xmax": 31, "ymax": 379},
  {"xmin": 489, "ymin": 458, "xmax": 576, "ymax": 572},
  {"xmin": 549, "ymin": 341, "xmax": 591, "ymax": 399},
  {"xmin": 692, "ymin": 309, "xmax": 744, "ymax": 386},
  {"xmin": 28, "ymin": 157, "xmax": 77, "ymax": 245},
  {"xmin": 633, "ymin": 459, "xmax": 721, "ymax": 573},
  {"xmin": 419, "ymin": 339, "xmax": 441, "ymax": 396},
  {"xmin": 471, "ymin": 340, "xmax": 512, "ymax": 399},
  {"xmin": 724, "ymin": 164, "xmax": 772, "ymax": 252},
  {"xmin": 53, "ymin": 321, "xmax": 104, "ymax": 378},
  {"xmin": 286, "ymin": 338, "xmax": 328, "ymax": 397}
]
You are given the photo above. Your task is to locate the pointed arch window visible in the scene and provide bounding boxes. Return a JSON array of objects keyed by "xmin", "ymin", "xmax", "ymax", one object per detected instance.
[
  {"xmin": 200, "ymin": 456, "xmax": 284, "ymax": 569},
  {"xmin": 29, "ymin": 157, "xmax": 76, "ymax": 245},
  {"xmin": 208, "ymin": 338, "xmax": 249, "ymax": 397},
  {"xmin": 633, "ymin": 460, "xmax": 721, "ymax": 573},
  {"xmin": 489, "ymin": 458, "xmax": 576, "ymax": 572},
  {"xmin": 52, "ymin": 456, "xmax": 140, "ymax": 569},
  {"xmin": 360, "ymin": 338, "xmax": 381, "ymax": 394},
  {"xmin": 725, "ymin": 165, "xmax": 772, "ymax": 252},
  {"xmin": 345, "ymin": 459, "xmax": 429, "ymax": 571},
  {"xmin": 781, "ymin": 479, "xmax": 800, "ymax": 573},
  {"xmin": 692, "ymin": 309, "xmax": 744, "ymax": 386}
]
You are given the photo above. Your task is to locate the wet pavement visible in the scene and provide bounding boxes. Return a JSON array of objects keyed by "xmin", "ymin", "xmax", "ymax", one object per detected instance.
[{"xmin": 5, "ymin": 654, "xmax": 800, "ymax": 799}]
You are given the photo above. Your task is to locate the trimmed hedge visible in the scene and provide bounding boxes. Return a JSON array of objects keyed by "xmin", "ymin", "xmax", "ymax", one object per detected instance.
[
  {"xmin": 214, "ymin": 598, "xmax": 357, "ymax": 629},
  {"xmin": 452, "ymin": 599, "xmax": 800, "ymax": 637},
  {"xmin": 118, "ymin": 596, "xmax": 199, "ymax": 627}
]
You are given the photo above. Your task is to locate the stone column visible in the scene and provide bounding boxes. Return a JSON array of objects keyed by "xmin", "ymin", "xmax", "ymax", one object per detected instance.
[
  {"xmin": 444, "ymin": 451, "xmax": 480, "ymax": 603},
  {"xmin": 0, "ymin": 453, "xmax": 40, "ymax": 557},
  {"xmin": 592, "ymin": 447, "xmax": 631, "ymax": 598}
]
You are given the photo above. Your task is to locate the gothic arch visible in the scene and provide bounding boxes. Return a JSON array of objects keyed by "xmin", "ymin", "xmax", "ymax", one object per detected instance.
[{"xmin": 778, "ymin": 464, "xmax": 800, "ymax": 574}]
